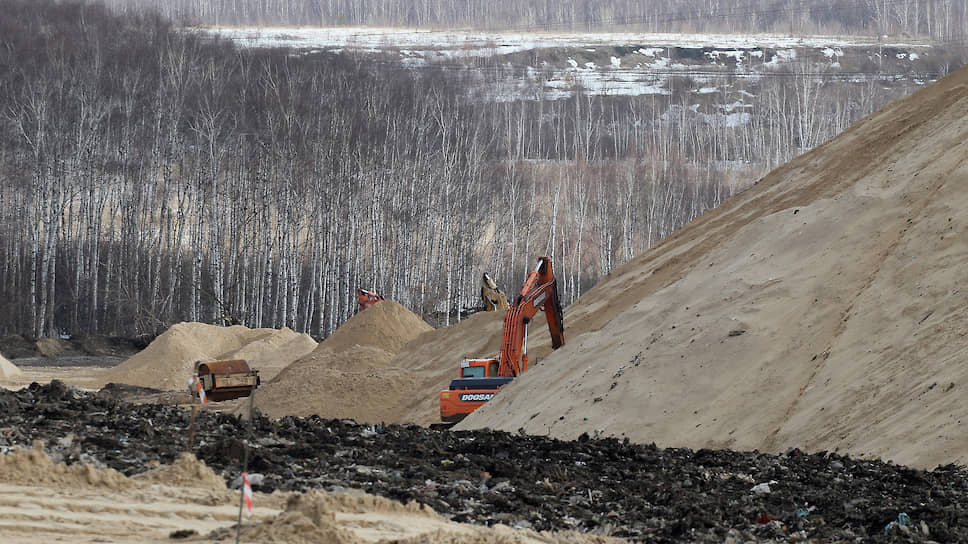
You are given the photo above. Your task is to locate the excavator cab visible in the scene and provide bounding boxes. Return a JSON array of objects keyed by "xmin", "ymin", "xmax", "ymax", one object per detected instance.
[
  {"xmin": 441, "ymin": 359, "xmax": 512, "ymax": 423},
  {"xmin": 459, "ymin": 358, "xmax": 500, "ymax": 378}
]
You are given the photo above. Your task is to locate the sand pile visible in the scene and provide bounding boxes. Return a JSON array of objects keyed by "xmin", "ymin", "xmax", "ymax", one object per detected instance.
[
  {"xmin": 449, "ymin": 65, "xmax": 968, "ymax": 469},
  {"xmin": 102, "ymin": 323, "xmax": 316, "ymax": 390},
  {"xmin": 0, "ymin": 443, "xmax": 127, "ymax": 489},
  {"xmin": 0, "ymin": 353, "xmax": 22, "ymax": 380},
  {"xmin": 240, "ymin": 490, "xmax": 408, "ymax": 544},
  {"xmin": 133, "ymin": 452, "xmax": 227, "ymax": 490},
  {"xmin": 255, "ymin": 301, "xmax": 432, "ymax": 422},
  {"xmin": 241, "ymin": 489, "xmax": 626, "ymax": 544}
]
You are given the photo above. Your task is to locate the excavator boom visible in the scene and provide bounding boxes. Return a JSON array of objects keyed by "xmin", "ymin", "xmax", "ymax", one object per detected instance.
[{"xmin": 498, "ymin": 257, "xmax": 564, "ymax": 376}]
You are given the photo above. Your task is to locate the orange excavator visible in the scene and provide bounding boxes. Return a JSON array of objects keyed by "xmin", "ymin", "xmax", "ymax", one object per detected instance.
[
  {"xmin": 439, "ymin": 256, "xmax": 565, "ymax": 424},
  {"xmin": 358, "ymin": 288, "xmax": 385, "ymax": 312}
]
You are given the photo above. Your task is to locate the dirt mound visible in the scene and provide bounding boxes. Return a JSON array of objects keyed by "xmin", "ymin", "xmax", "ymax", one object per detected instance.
[
  {"xmin": 134, "ymin": 452, "xmax": 226, "ymax": 490},
  {"xmin": 240, "ymin": 490, "xmax": 405, "ymax": 544},
  {"xmin": 0, "ymin": 443, "xmax": 127, "ymax": 489},
  {"xmin": 241, "ymin": 488, "xmax": 626, "ymax": 544},
  {"xmin": 0, "ymin": 334, "xmax": 36, "ymax": 359},
  {"xmin": 102, "ymin": 323, "xmax": 316, "ymax": 390},
  {"xmin": 0, "ymin": 354, "xmax": 22, "ymax": 380},
  {"xmin": 255, "ymin": 301, "xmax": 432, "ymax": 422},
  {"xmin": 455, "ymin": 65, "xmax": 968, "ymax": 469},
  {"xmin": 315, "ymin": 299, "xmax": 434, "ymax": 359}
]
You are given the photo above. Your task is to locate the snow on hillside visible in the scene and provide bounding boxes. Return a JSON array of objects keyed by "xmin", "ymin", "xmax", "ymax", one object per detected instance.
[{"xmin": 200, "ymin": 27, "xmax": 922, "ymax": 56}]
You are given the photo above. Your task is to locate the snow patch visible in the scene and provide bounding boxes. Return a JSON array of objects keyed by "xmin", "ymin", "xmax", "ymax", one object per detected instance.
[
  {"xmin": 764, "ymin": 49, "xmax": 797, "ymax": 66},
  {"xmin": 637, "ymin": 47, "xmax": 663, "ymax": 57},
  {"xmin": 708, "ymin": 50, "xmax": 747, "ymax": 63}
]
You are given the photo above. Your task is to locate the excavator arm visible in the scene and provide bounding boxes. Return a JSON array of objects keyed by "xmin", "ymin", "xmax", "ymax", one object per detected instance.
[{"xmin": 497, "ymin": 257, "xmax": 565, "ymax": 377}]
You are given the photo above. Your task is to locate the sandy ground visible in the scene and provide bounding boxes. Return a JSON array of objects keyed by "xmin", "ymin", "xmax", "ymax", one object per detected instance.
[
  {"xmin": 0, "ymin": 482, "xmax": 269, "ymax": 543},
  {"xmin": 0, "ymin": 444, "xmax": 625, "ymax": 544},
  {"xmin": 2, "ymin": 364, "xmax": 106, "ymax": 391},
  {"xmin": 0, "ymin": 481, "xmax": 612, "ymax": 544}
]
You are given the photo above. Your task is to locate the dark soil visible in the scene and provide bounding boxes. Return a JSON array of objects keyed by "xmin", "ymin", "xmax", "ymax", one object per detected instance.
[
  {"xmin": 0, "ymin": 334, "xmax": 145, "ymax": 360},
  {"xmin": 2, "ymin": 381, "xmax": 966, "ymax": 543}
]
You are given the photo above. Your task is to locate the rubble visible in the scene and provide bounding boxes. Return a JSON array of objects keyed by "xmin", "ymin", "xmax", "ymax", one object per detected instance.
[{"xmin": 3, "ymin": 381, "xmax": 967, "ymax": 542}]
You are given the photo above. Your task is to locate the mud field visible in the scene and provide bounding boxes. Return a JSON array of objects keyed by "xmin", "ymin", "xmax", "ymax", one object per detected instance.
[{"xmin": 2, "ymin": 381, "xmax": 967, "ymax": 542}]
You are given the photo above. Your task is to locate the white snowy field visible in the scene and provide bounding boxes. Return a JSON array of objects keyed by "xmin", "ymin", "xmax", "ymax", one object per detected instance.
[
  {"xmin": 198, "ymin": 27, "xmax": 923, "ymax": 57},
  {"xmin": 196, "ymin": 27, "xmax": 934, "ymax": 104}
]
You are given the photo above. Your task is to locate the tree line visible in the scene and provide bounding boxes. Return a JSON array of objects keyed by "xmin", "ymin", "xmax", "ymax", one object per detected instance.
[
  {"xmin": 99, "ymin": 0, "xmax": 968, "ymax": 42},
  {"xmin": 0, "ymin": 0, "xmax": 942, "ymax": 339}
]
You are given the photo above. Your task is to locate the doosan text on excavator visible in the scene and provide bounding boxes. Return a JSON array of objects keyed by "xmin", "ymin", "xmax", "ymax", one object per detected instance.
[{"xmin": 439, "ymin": 256, "xmax": 565, "ymax": 425}]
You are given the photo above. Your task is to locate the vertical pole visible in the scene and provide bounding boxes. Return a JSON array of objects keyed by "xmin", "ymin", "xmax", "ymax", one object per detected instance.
[
  {"xmin": 235, "ymin": 390, "xmax": 255, "ymax": 544},
  {"xmin": 187, "ymin": 405, "xmax": 197, "ymax": 451}
]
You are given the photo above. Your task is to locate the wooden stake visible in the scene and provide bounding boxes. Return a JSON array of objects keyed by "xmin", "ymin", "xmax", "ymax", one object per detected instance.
[
  {"xmin": 235, "ymin": 390, "xmax": 255, "ymax": 544},
  {"xmin": 187, "ymin": 404, "xmax": 198, "ymax": 451}
]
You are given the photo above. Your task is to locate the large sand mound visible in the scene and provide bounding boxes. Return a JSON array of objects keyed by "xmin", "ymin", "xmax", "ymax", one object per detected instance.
[
  {"xmin": 0, "ymin": 354, "xmax": 22, "ymax": 380},
  {"xmin": 450, "ymin": 65, "xmax": 968, "ymax": 469},
  {"xmin": 102, "ymin": 323, "xmax": 316, "ymax": 390},
  {"xmin": 255, "ymin": 301, "xmax": 433, "ymax": 421}
]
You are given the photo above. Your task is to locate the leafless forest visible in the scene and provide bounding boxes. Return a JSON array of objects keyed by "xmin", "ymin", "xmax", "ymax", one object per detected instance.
[
  {"xmin": 102, "ymin": 0, "xmax": 968, "ymax": 42},
  {"xmin": 0, "ymin": 0, "xmax": 963, "ymax": 339}
]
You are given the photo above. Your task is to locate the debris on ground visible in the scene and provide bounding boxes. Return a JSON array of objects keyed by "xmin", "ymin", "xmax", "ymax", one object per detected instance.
[{"xmin": 3, "ymin": 381, "xmax": 967, "ymax": 542}]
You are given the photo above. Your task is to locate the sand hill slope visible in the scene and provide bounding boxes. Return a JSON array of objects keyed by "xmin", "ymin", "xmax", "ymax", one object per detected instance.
[
  {"xmin": 255, "ymin": 301, "xmax": 433, "ymax": 422},
  {"xmin": 102, "ymin": 323, "xmax": 317, "ymax": 390},
  {"xmin": 0, "ymin": 354, "xmax": 22, "ymax": 381},
  {"xmin": 454, "ymin": 65, "xmax": 968, "ymax": 469}
]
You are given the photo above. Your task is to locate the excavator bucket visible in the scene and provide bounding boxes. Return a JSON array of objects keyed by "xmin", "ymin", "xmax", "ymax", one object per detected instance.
[{"xmin": 481, "ymin": 273, "xmax": 509, "ymax": 311}]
